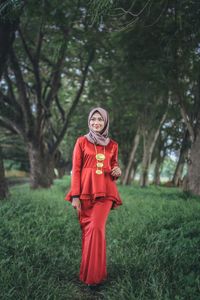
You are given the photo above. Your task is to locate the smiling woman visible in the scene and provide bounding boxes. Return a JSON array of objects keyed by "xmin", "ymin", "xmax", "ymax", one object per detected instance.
[
  {"xmin": 89, "ymin": 112, "xmax": 105, "ymax": 132},
  {"xmin": 65, "ymin": 107, "xmax": 122, "ymax": 288}
]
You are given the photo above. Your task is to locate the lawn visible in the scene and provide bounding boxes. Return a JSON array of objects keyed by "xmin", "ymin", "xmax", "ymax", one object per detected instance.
[{"xmin": 0, "ymin": 177, "xmax": 200, "ymax": 300}]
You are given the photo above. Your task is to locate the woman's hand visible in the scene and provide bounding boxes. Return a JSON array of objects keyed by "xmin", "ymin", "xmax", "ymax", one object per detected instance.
[
  {"xmin": 72, "ymin": 198, "xmax": 81, "ymax": 211},
  {"xmin": 110, "ymin": 166, "xmax": 122, "ymax": 177}
]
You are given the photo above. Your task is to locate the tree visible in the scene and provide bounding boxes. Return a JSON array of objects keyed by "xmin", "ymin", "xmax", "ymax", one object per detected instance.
[
  {"xmin": 0, "ymin": 1, "xmax": 96, "ymax": 188},
  {"xmin": 101, "ymin": 0, "xmax": 200, "ymax": 192},
  {"xmin": 172, "ymin": 129, "xmax": 189, "ymax": 186},
  {"xmin": 122, "ymin": 127, "xmax": 140, "ymax": 185},
  {"xmin": 0, "ymin": 146, "xmax": 8, "ymax": 199},
  {"xmin": 0, "ymin": 0, "xmax": 21, "ymax": 199},
  {"xmin": 162, "ymin": 1, "xmax": 200, "ymax": 194}
]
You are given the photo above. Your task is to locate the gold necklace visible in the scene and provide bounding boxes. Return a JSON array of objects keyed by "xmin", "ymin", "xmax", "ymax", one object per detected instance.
[{"xmin": 94, "ymin": 144, "xmax": 105, "ymax": 175}]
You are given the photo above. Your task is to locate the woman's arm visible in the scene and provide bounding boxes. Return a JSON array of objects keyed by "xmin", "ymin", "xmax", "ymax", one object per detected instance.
[{"xmin": 110, "ymin": 144, "xmax": 122, "ymax": 178}]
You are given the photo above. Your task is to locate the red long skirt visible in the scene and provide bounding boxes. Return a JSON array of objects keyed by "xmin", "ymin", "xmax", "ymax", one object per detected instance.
[{"xmin": 78, "ymin": 198, "xmax": 113, "ymax": 285}]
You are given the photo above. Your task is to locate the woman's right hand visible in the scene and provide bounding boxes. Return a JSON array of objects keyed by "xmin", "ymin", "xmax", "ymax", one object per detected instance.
[{"xmin": 72, "ymin": 198, "xmax": 81, "ymax": 211}]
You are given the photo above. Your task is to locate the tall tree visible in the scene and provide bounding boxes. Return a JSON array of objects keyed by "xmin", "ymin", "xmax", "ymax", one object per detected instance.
[
  {"xmin": 122, "ymin": 127, "xmax": 140, "ymax": 185},
  {"xmin": 163, "ymin": 1, "xmax": 200, "ymax": 194},
  {"xmin": 0, "ymin": 146, "xmax": 8, "ymax": 199},
  {"xmin": 100, "ymin": 0, "xmax": 200, "ymax": 192},
  {"xmin": 0, "ymin": 0, "xmax": 22, "ymax": 199},
  {"xmin": 0, "ymin": 1, "xmax": 96, "ymax": 188}
]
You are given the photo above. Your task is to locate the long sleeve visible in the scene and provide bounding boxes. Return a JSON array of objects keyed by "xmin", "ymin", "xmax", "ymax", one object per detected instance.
[
  {"xmin": 71, "ymin": 138, "xmax": 83, "ymax": 197},
  {"xmin": 111, "ymin": 144, "xmax": 119, "ymax": 169},
  {"xmin": 110, "ymin": 144, "xmax": 120, "ymax": 180}
]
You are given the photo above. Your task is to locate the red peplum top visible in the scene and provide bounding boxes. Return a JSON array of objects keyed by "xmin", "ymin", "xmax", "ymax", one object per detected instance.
[{"xmin": 65, "ymin": 136, "xmax": 122, "ymax": 209}]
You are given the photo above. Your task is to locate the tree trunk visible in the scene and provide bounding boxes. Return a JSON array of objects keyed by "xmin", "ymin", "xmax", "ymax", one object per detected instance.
[
  {"xmin": 0, "ymin": 147, "xmax": 8, "ymax": 199},
  {"xmin": 153, "ymin": 137, "xmax": 167, "ymax": 186},
  {"xmin": 122, "ymin": 128, "xmax": 140, "ymax": 185},
  {"xmin": 128, "ymin": 161, "xmax": 139, "ymax": 184},
  {"xmin": 140, "ymin": 130, "xmax": 160, "ymax": 187},
  {"xmin": 188, "ymin": 127, "xmax": 200, "ymax": 195},
  {"xmin": 140, "ymin": 136, "xmax": 149, "ymax": 187},
  {"xmin": 153, "ymin": 157, "xmax": 161, "ymax": 185},
  {"xmin": 0, "ymin": 9, "xmax": 18, "ymax": 76},
  {"xmin": 0, "ymin": 12, "xmax": 19, "ymax": 199},
  {"xmin": 172, "ymin": 130, "xmax": 189, "ymax": 186},
  {"xmin": 172, "ymin": 152, "xmax": 186, "ymax": 186},
  {"xmin": 140, "ymin": 111, "xmax": 167, "ymax": 187},
  {"xmin": 28, "ymin": 143, "xmax": 55, "ymax": 188}
]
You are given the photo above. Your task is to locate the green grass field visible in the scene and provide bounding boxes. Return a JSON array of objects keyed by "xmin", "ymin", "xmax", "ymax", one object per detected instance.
[{"xmin": 0, "ymin": 177, "xmax": 200, "ymax": 300}]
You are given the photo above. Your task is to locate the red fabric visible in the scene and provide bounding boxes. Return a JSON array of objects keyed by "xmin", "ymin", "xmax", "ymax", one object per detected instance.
[
  {"xmin": 78, "ymin": 198, "xmax": 113, "ymax": 285},
  {"xmin": 65, "ymin": 136, "xmax": 122, "ymax": 209}
]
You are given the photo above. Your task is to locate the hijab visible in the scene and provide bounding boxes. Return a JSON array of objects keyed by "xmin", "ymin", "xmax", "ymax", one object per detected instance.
[{"xmin": 85, "ymin": 107, "xmax": 110, "ymax": 146}]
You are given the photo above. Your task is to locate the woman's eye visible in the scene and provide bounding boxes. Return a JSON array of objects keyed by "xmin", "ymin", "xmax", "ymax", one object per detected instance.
[{"xmin": 91, "ymin": 118, "xmax": 103, "ymax": 121}]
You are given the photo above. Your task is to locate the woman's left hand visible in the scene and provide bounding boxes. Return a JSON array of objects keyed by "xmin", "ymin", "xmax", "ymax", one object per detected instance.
[{"xmin": 110, "ymin": 166, "xmax": 122, "ymax": 177}]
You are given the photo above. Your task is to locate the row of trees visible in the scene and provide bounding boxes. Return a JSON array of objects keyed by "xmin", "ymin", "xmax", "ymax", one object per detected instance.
[
  {"xmin": 91, "ymin": 0, "xmax": 200, "ymax": 193},
  {"xmin": 1, "ymin": 0, "xmax": 200, "ymax": 198}
]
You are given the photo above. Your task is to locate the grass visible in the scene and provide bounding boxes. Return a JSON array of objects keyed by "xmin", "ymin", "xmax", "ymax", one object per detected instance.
[{"xmin": 0, "ymin": 177, "xmax": 200, "ymax": 300}]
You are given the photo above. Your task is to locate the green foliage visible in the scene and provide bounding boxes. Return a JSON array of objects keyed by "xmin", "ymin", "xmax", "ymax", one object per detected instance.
[
  {"xmin": 1, "ymin": 0, "xmax": 200, "ymax": 189},
  {"xmin": 0, "ymin": 0, "xmax": 100, "ymax": 170},
  {"xmin": 0, "ymin": 178, "xmax": 200, "ymax": 299},
  {"xmin": 0, "ymin": 130, "xmax": 29, "ymax": 172},
  {"xmin": 0, "ymin": 0, "xmax": 23, "ymax": 20},
  {"xmin": 88, "ymin": 0, "xmax": 118, "ymax": 25},
  {"xmin": 161, "ymin": 157, "xmax": 177, "ymax": 180}
]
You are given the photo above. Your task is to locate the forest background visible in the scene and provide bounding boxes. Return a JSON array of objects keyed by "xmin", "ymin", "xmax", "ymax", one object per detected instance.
[
  {"xmin": 1, "ymin": 1, "xmax": 200, "ymax": 300},
  {"xmin": 1, "ymin": 0, "xmax": 200, "ymax": 196}
]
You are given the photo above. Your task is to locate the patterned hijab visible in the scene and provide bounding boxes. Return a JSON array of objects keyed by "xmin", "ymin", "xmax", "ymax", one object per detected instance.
[{"xmin": 85, "ymin": 107, "xmax": 110, "ymax": 146}]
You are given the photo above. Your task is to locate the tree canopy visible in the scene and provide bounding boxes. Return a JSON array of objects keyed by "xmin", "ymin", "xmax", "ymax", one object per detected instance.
[{"xmin": 1, "ymin": 0, "xmax": 200, "ymax": 196}]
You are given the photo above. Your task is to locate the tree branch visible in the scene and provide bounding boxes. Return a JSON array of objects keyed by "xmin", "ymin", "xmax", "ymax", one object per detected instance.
[
  {"xmin": 45, "ymin": 32, "xmax": 69, "ymax": 109},
  {"xmin": 3, "ymin": 69, "xmax": 23, "ymax": 114},
  {"xmin": 18, "ymin": 27, "xmax": 42, "ymax": 109},
  {"xmin": 0, "ymin": 116, "xmax": 24, "ymax": 137},
  {"xmin": 0, "ymin": 119, "xmax": 18, "ymax": 134},
  {"xmin": 55, "ymin": 95, "xmax": 65, "ymax": 122},
  {"xmin": 18, "ymin": 27, "xmax": 34, "ymax": 65},
  {"xmin": 35, "ymin": 22, "xmax": 44, "ymax": 62},
  {"xmin": 0, "ymin": 89, "xmax": 22, "ymax": 120},
  {"xmin": 9, "ymin": 48, "xmax": 33, "ymax": 132},
  {"xmin": 51, "ymin": 48, "xmax": 95, "ymax": 153},
  {"xmin": 172, "ymin": 3, "xmax": 195, "ymax": 143}
]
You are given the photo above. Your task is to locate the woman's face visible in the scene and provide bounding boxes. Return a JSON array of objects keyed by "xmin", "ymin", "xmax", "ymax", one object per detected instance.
[{"xmin": 89, "ymin": 112, "xmax": 105, "ymax": 133}]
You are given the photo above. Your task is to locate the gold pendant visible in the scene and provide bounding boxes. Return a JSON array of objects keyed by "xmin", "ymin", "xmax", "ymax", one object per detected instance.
[
  {"xmin": 96, "ymin": 169, "xmax": 103, "ymax": 175},
  {"xmin": 97, "ymin": 162, "xmax": 103, "ymax": 168},
  {"xmin": 96, "ymin": 153, "xmax": 105, "ymax": 161}
]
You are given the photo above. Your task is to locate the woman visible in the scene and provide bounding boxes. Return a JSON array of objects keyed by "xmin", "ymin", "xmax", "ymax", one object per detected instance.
[{"xmin": 65, "ymin": 107, "xmax": 122, "ymax": 287}]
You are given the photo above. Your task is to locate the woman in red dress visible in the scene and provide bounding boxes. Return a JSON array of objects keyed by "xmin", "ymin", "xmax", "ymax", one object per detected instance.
[{"xmin": 65, "ymin": 107, "xmax": 122, "ymax": 287}]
